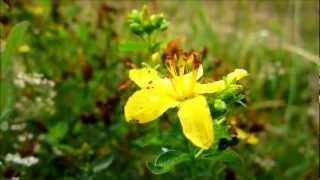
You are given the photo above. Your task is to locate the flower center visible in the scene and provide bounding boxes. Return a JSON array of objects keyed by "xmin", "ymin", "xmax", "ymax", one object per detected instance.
[{"xmin": 164, "ymin": 51, "xmax": 201, "ymax": 101}]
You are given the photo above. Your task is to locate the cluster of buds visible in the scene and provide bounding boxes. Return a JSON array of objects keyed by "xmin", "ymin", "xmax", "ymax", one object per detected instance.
[{"xmin": 128, "ymin": 5, "xmax": 169, "ymax": 36}]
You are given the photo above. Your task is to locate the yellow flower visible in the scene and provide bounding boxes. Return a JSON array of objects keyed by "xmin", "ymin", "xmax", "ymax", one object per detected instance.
[
  {"xmin": 29, "ymin": 5, "xmax": 44, "ymax": 15},
  {"xmin": 235, "ymin": 128, "xmax": 259, "ymax": 145},
  {"xmin": 124, "ymin": 51, "xmax": 247, "ymax": 150},
  {"xmin": 18, "ymin": 44, "xmax": 31, "ymax": 53}
]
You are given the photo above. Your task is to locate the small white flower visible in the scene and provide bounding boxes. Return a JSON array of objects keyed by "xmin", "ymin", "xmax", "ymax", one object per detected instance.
[
  {"xmin": 5, "ymin": 153, "xmax": 39, "ymax": 167},
  {"xmin": 49, "ymin": 81, "xmax": 55, "ymax": 87},
  {"xmin": 11, "ymin": 123, "xmax": 26, "ymax": 131},
  {"xmin": 18, "ymin": 135, "xmax": 27, "ymax": 142},
  {"xmin": 254, "ymin": 156, "xmax": 275, "ymax": 171},
  {"xmin": 14, "ymin": 79, "xmax": 26, "ymax": 88}
]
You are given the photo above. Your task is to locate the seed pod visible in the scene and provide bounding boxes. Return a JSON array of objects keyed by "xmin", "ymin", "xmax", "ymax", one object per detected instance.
[
  {"xmin": 81, "ymin": 63, "xmax": 93, "ymax": 82},
  {"xmin": 218, "ymin": 138, "xmax": 229, "ymax": 151},
  {"xmin": 80, "ymin": 112, "xmax": 97, "ymax": 124}
]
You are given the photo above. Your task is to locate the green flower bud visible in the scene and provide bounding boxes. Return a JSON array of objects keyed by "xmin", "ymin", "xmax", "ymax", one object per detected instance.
[
  {"xmin": 130, "ymin": 23, "xmax": 143, "ymax": 35},
  {"xmin": 141, "ymin": 5, "xmax": 149, "ymax": 22},
  {"xmin": 143, "ymin": 21, "xmax": 154, "ymax": 34},
  {"xmin": 217, "ymin": 85, "xmax": 243, "ymax": 101},
  {"xmin": 159, "ymin": 20, "xmax": 169, "ymax": 31},
  {"xmin": 214, "ymin": 99, "xmax": 227, "ymax": 113},
  {"xmin": 129, "ymin": 9, "xmax": 141, "ymax": 23},
  {"xmin": 209, "ymin": 99, "xmax": 227, "ymax": 118},
  {"xmin": 151, "ymin": 15, "xmax": 164, "ymax": 27},
  {"xmin": 127, "ymin": 6, "xmax": 169, "ymax": 36}
]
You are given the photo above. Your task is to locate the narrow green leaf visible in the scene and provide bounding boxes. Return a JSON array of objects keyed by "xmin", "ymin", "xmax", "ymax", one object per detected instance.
[
  {"xmin": 0, "ymin": 21, "xmax": 29, "ymax": 121},
  {"xmin": 1, "ymin": 21, "xmax": 29, "ymax": 70},
  {"xmin": 147, "ymin": 150, "xmax": 191, "ymax": 174},
  {"xmin": 202, "ymin": 150, "xmax": 242, "ymax": 167},
  {"xmin": 93, "ymin": 156, "xmax": 114, "ymax": 173}
]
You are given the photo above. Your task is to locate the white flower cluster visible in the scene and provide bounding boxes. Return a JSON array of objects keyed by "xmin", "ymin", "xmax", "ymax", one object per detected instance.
[
  {"xmin": 254, "ymin": 156, "xmax": 275, "ymax": 171},
  {"xmin": 14, "ymin": 72, "xmax": 56, "ymax": 121},
  {"xmin": 5, "ymin": 153, "xmax": 39, "ymax": 167},
  {"xmin": 17, "ymin": 133, "xmax": 34, "ymax": 142},
  {"xmin": 14, "ymin": 72, "xmax": 55, "ymax": 89}
]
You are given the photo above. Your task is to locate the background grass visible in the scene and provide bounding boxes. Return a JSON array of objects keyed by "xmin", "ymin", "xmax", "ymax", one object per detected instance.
[{"xmin": 0, "ymin": 0, "xmax": 318, "ymax": 179}]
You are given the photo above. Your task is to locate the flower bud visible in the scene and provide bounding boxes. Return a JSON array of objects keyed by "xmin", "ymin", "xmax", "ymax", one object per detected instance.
[
  {"xmin": 214, "ymin": 99, "xmax": 227, "ymax": 113},
  {"xmin": 129, "ymin": 9, "xmax": 141, "ymax": 23},
  {"xmin": 144, "ymin": 21, "xmax": 154, "ymax": 34},
  {"xmin": 130, "ymin": 23, "xmax": 143, "ymax": 35},
  {"xmin": 160, "ymin": 20, "xmax": 169, "ymax": 31},
  {"xmin": 226, "ymin": 69, "xmax": 248, "ymax": 84},
  {"xmin": 217, "ymin": 85, "xmax": 244, "ymax": 103},
  {"xmin": 151, "ymin": 52, "xmax": 161, "ymax": 64},
  {"xmin": 141, "ymin": 5, "xmax": 149, "ymax": 22}
]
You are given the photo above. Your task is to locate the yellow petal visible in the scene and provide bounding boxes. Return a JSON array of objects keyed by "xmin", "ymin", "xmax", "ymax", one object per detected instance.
[
  {"xmin": 226, "ymin": 69, "xmax": 248, "ymax": 82},
  {"xmin": 170, "ymin": 65, "xmax": 203, "ymax": 99},
  {"xmin": 129, "ymin": 68, "xmax": 161, "ymax": 89},
  {"xmin": 183, "ymin": 64, "xmax": 203, "ymax": 80},
  {"xmin": 177, "ymin": 95, "xmax": 213, "ymax": 149},
  {"xmin": 236, "ymin": 128, "xmax": 259, "ymax": 145},
  {"xmin": 195, "ymin": 69, "xmax": 248, "ymax": 95},
  {"xmin": 247, "ymin": 135, "xmax": 259, "ymax": 145},
  {"xmin": 195, "ymin": 80, "xmax": 226, "ymax": 94},
  {"xmin": 196, "ymin": 65, "xmax": 203, "ymax": 80},
  {"xmin": 236, "ymin": 128, "xmax": 247, "ymax": 139},
  {"xmin": 125, "ymin": 89, "xmax": 178, "ymax": 123}
]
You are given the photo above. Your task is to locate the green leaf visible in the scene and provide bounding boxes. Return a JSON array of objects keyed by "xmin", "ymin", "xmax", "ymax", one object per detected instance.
[
  {"xmin": 118, "ymin": 41, "xmax": 148, "ymax": 52},
  {"xmin": 201, "ymin": 150, "xmax": 242, "ymax": 167},
  {"xmin": 46, "ymin": 121, "xmax": 69, "ymax": 144},
  {"xmin": 76, "ymin": 23, "xmax": 89, "ymax": 44},
  {"xmin": 147, "ymin": 150, "xmax": 191, "ymax": 174},
  {"xmin": 0, "ymin": 109, "xmax": 11, "ymax": 121},
  {"xmin": 214, "ymin": 122, "xmax": 232, "ymax": 143},
  {"xmin": 133, "ymin": 134, "xmax": 161, "ymax": 147},
  {"xmin": 1, "ymin": 21, "xmax": 29, "ymax": 65},
  {"xmin": 0, "ymin": 21, "xmax": 29, "ymax": 121},
  {"xmin": 93, "ymin": 155, "xmax": 114, "ymax": 173}
]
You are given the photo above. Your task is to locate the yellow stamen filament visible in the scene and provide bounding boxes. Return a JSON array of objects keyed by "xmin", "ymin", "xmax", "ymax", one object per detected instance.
[
  {"xmin": 164, "ymin": 53, "xmax": 201, "ymax": 101},
  {"xmin": 178, "ymin": 59, "xmax": 185, "ymax": 76}
]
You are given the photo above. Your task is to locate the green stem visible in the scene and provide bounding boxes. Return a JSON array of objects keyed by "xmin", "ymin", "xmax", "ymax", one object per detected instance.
[{"xmin": 194, "ymin": 148, "xmax": 204, "ymax": 158}]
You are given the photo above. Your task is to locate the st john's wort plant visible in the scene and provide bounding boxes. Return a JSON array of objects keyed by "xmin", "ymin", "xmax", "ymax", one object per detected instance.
[{"xmin": 122, "ymin": 6, "xmax": 257, "ymax": 174}]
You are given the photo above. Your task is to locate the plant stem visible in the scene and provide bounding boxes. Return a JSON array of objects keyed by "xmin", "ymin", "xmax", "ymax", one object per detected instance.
[{"xmin": 194, "ymin": 149, "xmax": 204, "ymax": 158}]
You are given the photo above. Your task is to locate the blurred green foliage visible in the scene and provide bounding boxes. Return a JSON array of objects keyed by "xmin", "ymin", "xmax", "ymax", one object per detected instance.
[{"xmin": 0, "ymin": 0, "xmax": 318, "ymax": 179}]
